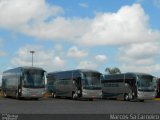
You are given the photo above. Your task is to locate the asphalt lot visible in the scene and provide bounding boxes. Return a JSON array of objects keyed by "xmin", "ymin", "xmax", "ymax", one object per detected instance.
[{"xmin": 0, "ymin": 97, "xmax": 159, "ymax": 114}]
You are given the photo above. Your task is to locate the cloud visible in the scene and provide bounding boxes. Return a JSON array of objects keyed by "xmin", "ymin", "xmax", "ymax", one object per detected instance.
[
  {"xmin": 0, "ymin": 51, "xmax": 6, "ymax": 56},
  {"xmin": 11, "ymin": 45, "xmax": 66, "ymax": 72},
  {"xmin": 22, "ymin": 3, "xmax": 160, "ymax": 46},
  {"xmin": 54, "ymin": 44, "xmax": 63, "ymax": 51},
  {"xmin": 80, "ymin": 4, "xmax": 160, "ymax": 46},
  {"xmin": 52, "ymin": 56, "xmax": 65, "ymax": 69},
  {"xmin": 0, "ymin": 38, "xmax": 6, "ymax": 56},
  {"xmin": 77, "ymin": 61, "xmax": 97, "ymax": 70},
  {"xmin": 0, "ymin": 0, "xmax": 64, "ymax": 28},
  {"xmin": 21, "ymin": 17, "xmax": 91, "ymax": 41},
  {"xmin": 79, "ymin": 3, "xmax": 88, "ymax": 8},
  {"xmin": 0, "ymin": 2, "xmax": 160, "ymax": 46},
  {"xmin": 118, "ymin": 42, "xmax": 160, "ymax": 65},
  {"xmin": 117, "ymin": 42, "xmax": 160, "ymax": 76},
  {"xmin": 120, "ymin": 64, "xmax": 160, "ymax": 76},
  {"xmin": 10, "ymin": 45, "xmax": 106, "ymax": 72},
  {"xmin": 67, "ymin": 46, "xmax": 88, "ymax": 58},
  {"xmin": 76, "ymin": 55, "xmax": 108, "ymax": 70},
  {"xmin": 95, "ymin": 55, "xmax": 107, "ymax": 62}
]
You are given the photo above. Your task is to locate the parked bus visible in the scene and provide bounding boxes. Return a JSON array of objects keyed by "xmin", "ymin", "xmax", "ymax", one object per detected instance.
[
  {"xmin": 2, "ymin": 66, "xmax": 46, "ymax": 99},
  {"xmin": 156, "ymin": 78, "xmax": 160, "ymax": 98},
  {"xmin": 101, "ymin": 73, "xmax": 157, "ymax": 102},
  {"xmin": 47, "ymin": 69, "xmax": 102, "ymax": 100}
]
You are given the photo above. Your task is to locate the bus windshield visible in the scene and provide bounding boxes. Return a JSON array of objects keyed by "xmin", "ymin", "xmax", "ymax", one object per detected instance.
[
  {"xmin": 23, "ymin": 69, "xmax": 45, "ymax": 88},
  {"xmin": 137, "ymin": 75, "xmax": 155, "ymax": 92},
  {"xmin": 82, "ymin": 72, "xmax": 101, "ymax": 89}
]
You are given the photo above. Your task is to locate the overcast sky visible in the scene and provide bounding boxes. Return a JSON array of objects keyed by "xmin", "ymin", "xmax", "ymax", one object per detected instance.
[{"xmin": 0, "ymin": 0, "xmax": 160, "ymax": 84}]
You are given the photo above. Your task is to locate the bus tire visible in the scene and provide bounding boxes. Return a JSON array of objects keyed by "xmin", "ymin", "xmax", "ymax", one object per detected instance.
[
  {"xmin": 139, "ymin": 100, "xmax": 144, "ymax": 102},
  {"xmin": 72, "ymin": 92, "xmax": 78, "ymax": 100},
  {"xmin": 33, "ymin": 98, "xmax": 39, "ymax": 100},
  {"xmin": 16, "ymin": 92, "xmax": 19, "ymax": 99},
  {"xmin": 51, "ymin": 92, "xmax": 54, "ymax": 98},
  {"xmin": 124, "ymin": 94, "xmax": 130, "ymax": 101},
  {"xmin": 89, "ymin": 98, "xmax": 93, "ymax": 101},
  {"xmin": 3, "ymin": 92, "xmax": 8, "ymax": 98},
  {"xmin": 52, "ymin": 92, "xmax": 56, "ymax": 98}
]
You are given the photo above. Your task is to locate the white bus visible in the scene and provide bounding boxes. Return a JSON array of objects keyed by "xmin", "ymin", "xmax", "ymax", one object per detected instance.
[
  {"xmin": 2, "ymin": 66, "xmax": 46, "ymax": 100},
  {"xmin": 47, "ymin": 69, "xmax": 102, "ymax": 100},
  {"xmin": 101, "ymin": 73, "xmax": 157, "ymax": 102}
]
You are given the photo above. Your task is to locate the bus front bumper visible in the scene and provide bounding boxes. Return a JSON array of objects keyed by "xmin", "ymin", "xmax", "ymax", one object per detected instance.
[
  {"xmin": 82, "ymin": 89, "xmax": 102, "ymax": 99},
  {"xmin": 137, "ymin": 91, "xmax": 156, "ymax": 100},
  {"xmin": 21, "ymin": 88, "xmax": 45, "ymax": 98}
]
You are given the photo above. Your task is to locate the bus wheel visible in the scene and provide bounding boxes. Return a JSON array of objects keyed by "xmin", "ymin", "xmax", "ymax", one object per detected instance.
[
  {"xmin": 72, "ymin": 92, "xmax": 78, "ymax": 100},
  {"xmin": 89, "ymin": 98, "xmax": 93, "ymax": 101},
  {"xmin": 33, "ymin": 98, "xmax": 39, "ymax": 100},
  {"xmin": 16, "ymin": 92, "xmax": 19, "ymax": 99},
  {"xmin": 124, "ymin": 94, "xmax": 130, "ymax": 101},
  {"xmin": 139, "ymin": 100, "xmax": 144, "ymax": 102},
  {"xmin": 3, "ymin": 92, "xmax": 8, "ymax": 98},
  {"xmin": 52, "ymin": 92, "xmax": 56, "ymax": 98}
]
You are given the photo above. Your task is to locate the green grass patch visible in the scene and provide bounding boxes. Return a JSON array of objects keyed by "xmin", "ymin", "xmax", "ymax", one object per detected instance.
[
  {"xmin": 0, "ymin": 91, "xmax": 3, "ymax": 97},
  {"xmin": 43, "ymin": 91, "xmax": 51, "ymax": 98},
  {"xmin": 154, "ymin": 98, "xmax": 160, "ymax": 101}
]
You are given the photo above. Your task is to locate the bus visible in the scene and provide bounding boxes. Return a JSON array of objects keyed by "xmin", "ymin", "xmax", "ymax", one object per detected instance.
[
  {"xmin": 156, "ymin": 78, "xmax": 160, "ymax": 98},
  {"xmin": 2, "ymin": 66, "xmax": 46, "ymax": 99},
  {"xmin": 101, "ymin": 73, "xmax": 157, "ymax": 102},
  {"xmin": 47, "ymin": 69, "xmax": 102, "ymax": 100}
]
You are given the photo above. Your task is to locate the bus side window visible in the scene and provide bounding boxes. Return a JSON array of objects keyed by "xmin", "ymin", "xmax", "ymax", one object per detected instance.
[
  {"xmin": 23, "ymin": 74, "xmax": 27, "ymax": 85},
  {"xmin": 137, "ymin": 81, "xmax": 140, "ymax": 86},
  {"xmin": 2, "ymin": 78, "xmax": 6, "ymax": 88}
]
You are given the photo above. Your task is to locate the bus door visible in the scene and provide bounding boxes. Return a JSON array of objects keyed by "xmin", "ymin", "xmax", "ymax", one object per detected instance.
[
  {"xmin": 18, "ymin": 73, "xmax": 23, "ymax": 96},
  {"xmin": 73, "ymin": 72, "xmax": 82, "ymax": 97},
  {"xmin": 125, "ymin": 75, "xmax": 136, "ymax": 99},
  {"xmin": 57, "ymin": 72, "xmax": 72, "ymax": 97},
  {"xmin": 156, "ymin": 78, "xmax": 160, "ymax": 98}
]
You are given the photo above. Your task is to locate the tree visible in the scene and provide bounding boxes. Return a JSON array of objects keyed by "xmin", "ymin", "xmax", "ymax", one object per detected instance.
[{"xmin": 105, "ymin": 67, "xmax": 121, "ymax": 74}]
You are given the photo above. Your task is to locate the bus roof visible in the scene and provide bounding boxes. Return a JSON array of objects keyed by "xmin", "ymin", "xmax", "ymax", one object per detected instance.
[
  {"xmin": 104, "ymin": 72, "xmax": 153, "ymax": 76},
  {"xmin": 48, "ymin": 69, "xmax": 101, "ymax": 75},
  {"xmin": 3, "ymin": 66, "xmax": 45, "ymax": 73},
  {"xmin": 102, "ymin": 72, "xmax": 153, "ymax": 81},
  {"xmin": 126, "ymin": 72, "xmax": 153, "ymax": 76}
]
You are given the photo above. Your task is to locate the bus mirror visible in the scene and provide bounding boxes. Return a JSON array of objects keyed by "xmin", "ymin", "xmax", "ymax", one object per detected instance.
[{"xmin": 100, "ymin": 75, "xmax": 103, "ymax": 80}]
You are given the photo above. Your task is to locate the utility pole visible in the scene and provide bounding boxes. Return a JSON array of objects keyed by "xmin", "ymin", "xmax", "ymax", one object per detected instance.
[{"xmin": 30, "ymin": 51, "xmax": 35, "ymax": 67}]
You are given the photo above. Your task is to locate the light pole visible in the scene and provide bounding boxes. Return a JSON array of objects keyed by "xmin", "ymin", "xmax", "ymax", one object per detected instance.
[{"xmin": 30, "ymin": 51, "xmax": 35, "ymax": 67}]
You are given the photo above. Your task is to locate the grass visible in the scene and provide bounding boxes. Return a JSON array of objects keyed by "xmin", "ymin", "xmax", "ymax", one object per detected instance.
[
  {"xmin": 0, "ymin": 91, "xmax": 3, "ymax": 97},
  {"xmin": 154, "ymin": 98, "xmax": 160, "ymax": 101},
  {"xmin": 43, "ymin": 92, "xmax": 51, "ymax": 98}
]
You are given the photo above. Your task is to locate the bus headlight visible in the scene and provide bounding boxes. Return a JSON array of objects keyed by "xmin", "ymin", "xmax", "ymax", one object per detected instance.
[
  {"xmin": 19, "ymin": 89, "xmax": 22, "ymax": 93},
  {"xmin": 77, "ymin": 90, "xmax": 81, "ymax": 94},
  {"xmin": 82, "ymin": 91, "xmax": 87, "ymax": 95}
]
